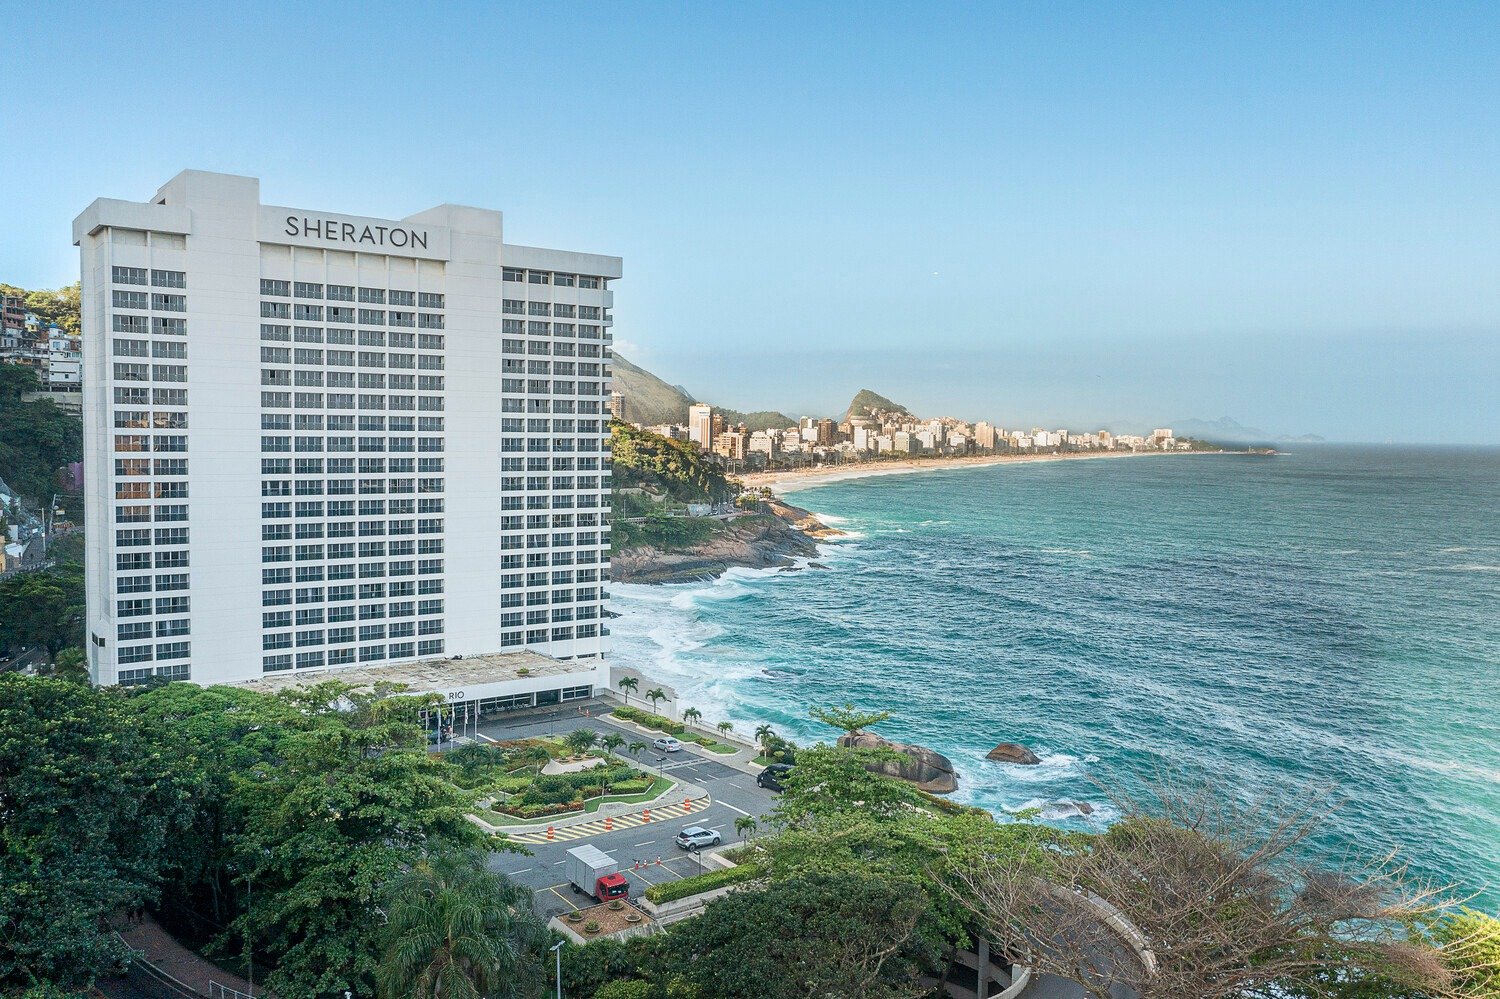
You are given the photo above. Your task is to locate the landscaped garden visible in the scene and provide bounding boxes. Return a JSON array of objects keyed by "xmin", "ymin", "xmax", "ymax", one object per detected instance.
[{"xmin": 443, "ymin": 735, "xmax": 672, "ymax": 823}]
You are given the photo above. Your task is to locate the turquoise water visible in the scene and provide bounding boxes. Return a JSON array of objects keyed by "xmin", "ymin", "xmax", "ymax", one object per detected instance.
[{"xmin": 610, "ymin": 447, "xmax": 1500, "ymax": 903}]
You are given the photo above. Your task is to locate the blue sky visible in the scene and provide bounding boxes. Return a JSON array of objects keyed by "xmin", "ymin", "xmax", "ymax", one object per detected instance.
[{"xmin": 7, "ymin": 2, "xmax": 1498, "ymax": 442}]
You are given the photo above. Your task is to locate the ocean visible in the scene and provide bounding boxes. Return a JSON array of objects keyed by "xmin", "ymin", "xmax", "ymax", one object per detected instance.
[{"xmin": 609, "ymin": 446, "xmax": 1500, "ymax": 903}]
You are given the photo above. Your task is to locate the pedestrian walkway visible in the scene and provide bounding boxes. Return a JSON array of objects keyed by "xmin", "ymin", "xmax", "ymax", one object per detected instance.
[{"xmin": 504, "ymin": 794, "xmax": 709, "ymax": 844}]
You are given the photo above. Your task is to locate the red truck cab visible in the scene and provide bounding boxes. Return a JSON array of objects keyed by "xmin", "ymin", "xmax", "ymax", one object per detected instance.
[{"xmin": 595, "ymin": 872, "xmax": 629, "ymax": 901}]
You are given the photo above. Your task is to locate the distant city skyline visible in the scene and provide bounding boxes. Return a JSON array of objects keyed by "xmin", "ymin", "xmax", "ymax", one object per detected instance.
[{"xmin": 7, "ymin": 3, "xmax": 1498, "ymax": 443}]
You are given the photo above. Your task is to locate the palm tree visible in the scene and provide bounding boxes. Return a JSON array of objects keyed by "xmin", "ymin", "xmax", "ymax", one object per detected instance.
[
  {"xmin": 600, "ymin": 733, "xmax": 625, "ymax": 758},
  {"xmin": 645, "ymin": 687, "xmax": 667, "ymax": 715},
  {"xmin": 617, "ymin": 675, "xmax": 638, "ymax": 706},
  {"xmin": 716, "ymin": 721, "xmax": 733, "ymax": 737},
  {"xmin": 754, "ymin": 723, "xmax": 776, "ymax": 760},
  {"xmin": 682, "ymin": 707, "xmax": 703, "ymax": 728},
  {"xmin": 628, "ymin": 740, "xmax": 647, "ymax": 759},
  {"xmin": 564, "ymin": 727, "xmax": 597, "ymax": 756},
  {"xmin": 376, "ymin": 849, "xmax": 548, "ymax": 999},
  {"xmin": 734, "ymin": 816, "xmax": 758, "ymax": 842}
]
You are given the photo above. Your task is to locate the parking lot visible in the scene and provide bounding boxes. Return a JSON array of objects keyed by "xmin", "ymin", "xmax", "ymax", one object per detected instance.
[{"xmin": 472, "ymin": 703, "xmax": 780, "ymax": 918}]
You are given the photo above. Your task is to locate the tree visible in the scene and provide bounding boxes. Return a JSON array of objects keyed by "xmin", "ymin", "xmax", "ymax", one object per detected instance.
[
  {"xmin": 754, "ymin": 723, "xmax": 776, "ymax": 758},
  {"xmin": 565, "ymin": 727, "xmax": 599, "ymax": 755},
  {"xmin": 375, "ymin": 849, "xmax": 548, "ymax": 999},
  {"xmin": 600, "ymin": 733, "xmax": 626, "ymax": 758},
  {"xmin": 946, "ymin": 782, "xmax": 1453, "ymax": 999},
  {"xmin": 1435, "ymin": 908, "xmax": 1500, "ymax": 997},
  {"xmin": 0, "ymin": 675, "xmax": 191, "ymax": 991},
  {"xmin": 628, "ymin": 740, "xmax": 647, "ymax": 760},
  {"xmin": 809, "ymin": 703, "xmax": 892, "ymax": 737},
  {"xmin": 645, "ymin": 687, "xmax": 667, "ymax": 714},
  {"xmin": 0, "ymin": 566, "xmax": 85, "ymax": 660},
  {"xmin": 220, "ymin": 686, "xmax": 489, "ymax": 999},
  {"xmin": 716, "ymin": 721, "xmax": 733, "ymax": 737},
  {"xmin": 663, "ymin": 871, "xmax": 932, "ymax": 999},
  {"xmin": 734, "ymin": 817, "xmax": 758, "ymax": 842},
  {"xmin": 682, "ymin": 707, "xmax": 702, "ymax": 727},
  {"xmin": 40, "ymin": 646, "xmax": 88, "ymax": 683},
  {"xmin": 617, "ymin": 676, "xmax": 638, "ymax": 705}
]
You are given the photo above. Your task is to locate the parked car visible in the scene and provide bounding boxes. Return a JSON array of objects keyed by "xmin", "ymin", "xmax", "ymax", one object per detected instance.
[
  {"xmin": 653, "ymin": 736, "xmax": 682, "ymax": 752},
  {"xmin": 675, "ymin": 826, "xmax": 721, "ymax": 850},
  {"xmin": 756, "ymin": 763, "xmax": 794, "ymax": 791}
]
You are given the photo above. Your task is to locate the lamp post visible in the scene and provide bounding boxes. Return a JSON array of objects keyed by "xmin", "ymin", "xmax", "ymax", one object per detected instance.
[{"xmin": 551, "ymin": 939, "xmax": 565, "ymax": 999}]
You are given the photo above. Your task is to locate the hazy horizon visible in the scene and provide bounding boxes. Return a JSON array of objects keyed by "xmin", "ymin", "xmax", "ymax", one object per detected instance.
[{"xmin": 6, "ymin": 3, "xmax": 1497, "ymax": 443}]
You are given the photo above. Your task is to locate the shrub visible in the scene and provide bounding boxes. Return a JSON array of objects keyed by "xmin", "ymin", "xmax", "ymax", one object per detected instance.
[
  {"xmin": 613, "ymin": 705, "xmax": 685, "ymax": 735},
  {"xmin": 644, "ymin": 864, "xmax": 760, "ymax": 904},
  {"xmin": 584, "ymin": 920, "xmax": 602, "ymax": 934}
]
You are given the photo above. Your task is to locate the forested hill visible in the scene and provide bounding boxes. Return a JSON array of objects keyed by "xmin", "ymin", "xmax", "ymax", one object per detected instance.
[
  {"xmin": 0, "ymin": 366, "xmax": 81, "ymax": 504},
  {"xmin": 609, "ymin": 419, "xmax": 733, "ymax": 501}
]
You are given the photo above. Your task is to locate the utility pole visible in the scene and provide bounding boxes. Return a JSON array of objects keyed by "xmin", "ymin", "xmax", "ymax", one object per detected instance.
[{"xmin": 551, "ymin": 939, "xmax": 565, "ymax": 999}]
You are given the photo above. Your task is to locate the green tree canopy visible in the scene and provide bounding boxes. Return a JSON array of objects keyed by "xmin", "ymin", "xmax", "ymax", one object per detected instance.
[
  {"xmin": 0, "ymin": 675, "xmax": 192, "ymax": 991},
  {"xmin": 809, "ymin": 703, "xmax": 892, "ymax": 736}
]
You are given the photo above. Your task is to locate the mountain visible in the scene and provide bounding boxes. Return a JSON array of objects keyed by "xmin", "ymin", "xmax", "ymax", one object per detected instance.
[
  {"xmin": 845, "ymin": 388, "xmax": 912, "ymax": 423},
  {"xmin": 610, "ymin": 354, "xmax": 696, "ymax": 426},
  {"xmin": 611, "ymin": 354, "xmax": 794, "ymax": 431},
  {"xmin": 1166, "ymin": 416, "xmax": 1326, "ymax": 446}
]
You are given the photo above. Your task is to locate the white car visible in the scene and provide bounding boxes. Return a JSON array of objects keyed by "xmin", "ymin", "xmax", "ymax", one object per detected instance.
[
  {"xmin": 675, "ymin": 826, "xmax": 721, "ymax": 850},
  {"xmin": 653, "ymin": 736, "xmax": 682, "ymax": 752}
]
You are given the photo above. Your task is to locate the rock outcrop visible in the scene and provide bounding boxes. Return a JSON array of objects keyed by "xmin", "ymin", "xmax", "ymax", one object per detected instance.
[
  {"xmin": 837, "ymin": 731, "xmax": 958, "ymax": 794},
  {"xmin": 612, "ymin": 507, "xmax": 843, "ymax": 585},
  {"xmin": 986, "ymin": 742, "xmax": 1042, "ymax": 765}
]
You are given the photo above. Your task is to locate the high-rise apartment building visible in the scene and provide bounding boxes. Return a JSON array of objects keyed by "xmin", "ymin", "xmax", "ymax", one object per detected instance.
[
  {"xmin": 75, "ymin": 171, "xmax": 619, "ymax": 688},
  {"xmin": 687, "ymin": 403, "xmax": 713, "ymax": 447}
]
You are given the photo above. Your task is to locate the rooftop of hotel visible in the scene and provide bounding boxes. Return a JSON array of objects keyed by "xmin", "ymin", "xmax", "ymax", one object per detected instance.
[{"xmin": 227, "ymin": 650, "xmax": 597, "ymax": 695}]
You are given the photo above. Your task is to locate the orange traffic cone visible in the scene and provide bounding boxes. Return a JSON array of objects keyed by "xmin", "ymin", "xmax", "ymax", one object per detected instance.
[
  {"xmin": 683, "ymin": 797, "xmax": 692, "ymax": 812},
  {"xmin": 546, "ymin": 825, "xmax": 555, "ymax": 841},
  {"xmin": 643, "ymin": 807, "xmax": 651, "ymax": 823},
  {"xmin": 604, "ymin": 816, "xmax": 613, "ymax": 831}
]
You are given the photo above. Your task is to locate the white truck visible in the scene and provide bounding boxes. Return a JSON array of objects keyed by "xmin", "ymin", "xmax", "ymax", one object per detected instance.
[{"xmin": 565, "ymin": 844, "xmax": 629, "ymax": 902}]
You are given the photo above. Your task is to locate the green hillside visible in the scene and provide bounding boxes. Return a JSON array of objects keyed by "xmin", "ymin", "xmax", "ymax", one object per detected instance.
[
  {"xmin": 845, "ymin": 388, "xmax": 911, "ymax": 422},
  {"xmin": 609, "ymin": 419, "xmax": 733, "ymax": 502},
  {"xmin": 612, "ymin": 353, "xmax": 794, "ymax": 431}
]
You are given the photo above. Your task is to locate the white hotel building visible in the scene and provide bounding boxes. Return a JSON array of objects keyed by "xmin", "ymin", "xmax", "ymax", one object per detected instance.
[{"xmin": 74, "ymin": 171, "xmax": 618, "ymax": 707}]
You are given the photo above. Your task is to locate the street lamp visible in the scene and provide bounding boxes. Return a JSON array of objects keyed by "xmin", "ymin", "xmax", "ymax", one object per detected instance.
[{"xmin": 551, "ymin": 940, "xmax": 565, "ymax": 999}]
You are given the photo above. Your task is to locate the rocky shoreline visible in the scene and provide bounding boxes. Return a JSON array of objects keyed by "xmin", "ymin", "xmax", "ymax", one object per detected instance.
[{"xmin": 611, "ymin": 500, "xmax": 843, "ymax": 585}]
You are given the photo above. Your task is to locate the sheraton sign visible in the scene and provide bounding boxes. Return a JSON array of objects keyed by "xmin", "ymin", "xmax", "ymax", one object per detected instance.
[
  {"xmin": 284, "ymin": 215, "xmax": 429, "ymax": 249},
  {"xmin": 257, "ymin": 205, "xmax": 450, "ymax": 260}
]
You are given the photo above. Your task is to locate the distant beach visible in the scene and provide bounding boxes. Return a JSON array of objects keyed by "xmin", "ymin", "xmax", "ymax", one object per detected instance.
[{"xmin": 740, "ymin": 448, "xmax": 1218, "ymax": 494}]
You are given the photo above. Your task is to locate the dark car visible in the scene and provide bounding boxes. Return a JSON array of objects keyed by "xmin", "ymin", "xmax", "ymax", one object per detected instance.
[{"xmin": 756, "ymin": 763, "xmax": 793, "ymax": 791}]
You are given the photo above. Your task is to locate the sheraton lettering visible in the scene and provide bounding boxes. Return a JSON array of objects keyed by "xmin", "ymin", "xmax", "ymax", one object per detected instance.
[{"xmin": 284, "ymin": 215, "xmax": 429, "ymax": 250}]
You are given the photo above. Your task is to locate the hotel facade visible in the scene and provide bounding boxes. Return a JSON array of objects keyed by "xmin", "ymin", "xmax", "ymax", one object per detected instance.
[{"xmin": 74, "ymin": 171, "xmax": 618, "ymax": 699}]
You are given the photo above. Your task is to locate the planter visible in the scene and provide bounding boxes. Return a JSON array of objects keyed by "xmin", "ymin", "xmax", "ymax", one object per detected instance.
[
  {"xmin": 608, "ymin": 900, "xmax": 625, "ymax": 911},
  {"xmin": 565, "ymin": 911, "xmax": 584, "ymax": 923},
  {"xmin": 625, "ymin": 912, "xmax": 642, "ymax": 923}
]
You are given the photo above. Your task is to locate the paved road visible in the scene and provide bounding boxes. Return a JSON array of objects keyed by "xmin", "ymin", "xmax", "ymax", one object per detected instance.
[{"xmin": 471, "ymin": 707, "xmax": 780, "ymax": 919}]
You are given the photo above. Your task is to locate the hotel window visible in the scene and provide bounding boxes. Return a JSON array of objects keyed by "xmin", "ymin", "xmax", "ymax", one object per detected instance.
[
  {"xmin": 579, "ymin": 275, "xmax": 600, "ymax": 289},
  {"xmin": 153, "ymin": 294, "xmax": 186, "ymax": 312},
  {"xmin": 418, "ymin": 292, "xmax": 444, "ymax": 309},
  {"xmin": 295, "ymin": 282, "xmax": 324, "ymax": 299},
  {"xmin": 528, "ymin": 302, "xmax": 550, "ymax": 316},
  {"xmin": 113, "ymin": 290, "xmax": 148, "ymax": 310},
  {"xmin": 417, "ymin": 313, "xmax": 444, "ymax": 329},
  {"xmin": 359, "ymin": 309, "xmax": 385, "ymax": 325},
  {"xmin": 389, "ymin": 290, "xmax": 415, "ymax": 307},
  {"xmin": 262, "ymin": 302, "xmax": 291, "ymax": 319},
  {"xmin": 295, "ymin": 304, "xmax": 324, "ymax": 321},
  {"xmin": 503, "ymin": 267, "xmax": 524, "ymax": 282},
  {"xmin": 527, "ymin": 271, "xmax": 550, "ymax": 285},
  {"xmin": 553, "ymin": 273, "xmax": 576, "ymax": 288},
  {"xmin": 261, "ymin": 279, "xmax": 290, "ymax": 297},
  {"xmin": 114, "ymin": 339, "xmax": 148, "ymax": 358},
  {"xmin": 114, "ymin": 315, "xmax": 150, "ymax": 334},
  {"xmin": 152, "ymin": 341, "xmax": 186, "ymax": 359},
  {"xmin": 153, "ymin": 317, "xmax": 187, "ymax": 336},
  {"xmin": 152, "ymin": 270, "xmax": 186, "ymax": 288},
  {"xmin": 503, "ymin": 299, "xmax": 524, "ymax": 315},
  {"xmin": 113, "ymin": 266, "xmax": 148, "ymax": 285},
  {"xmin": 358, "ymin": 287, "xmax": 386, "ymax": 304},
  {"xmin": 329, "ymin": 307, "xmax": 355, "ymax": 324},
  {"xmin": 327, "ymin": 284, "xmax": 355, "ymax": 301}
]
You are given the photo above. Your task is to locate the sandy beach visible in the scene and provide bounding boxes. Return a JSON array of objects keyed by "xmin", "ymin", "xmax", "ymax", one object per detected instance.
[{"xmin": 739, "ymin": 449, "xmax": 1219, "ymax": 494}]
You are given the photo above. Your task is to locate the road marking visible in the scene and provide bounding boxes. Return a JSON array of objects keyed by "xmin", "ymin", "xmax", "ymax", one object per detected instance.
[
  {"xmin": 545, "ymin": 886, "xmax": 579, "ymax": 912},
  {"xmin": 718, "ymin": 802, "xmax": 752, "ymax": 817},
  {"xmin": 624, "ymin": 867, "xmax": 659, "ymax": 887},
  {"xmin": 724, "ymin": 782, "xmax": 745, "ymax": 790},
  {"xmin": 553, "ymin": 860, "xmax": 567, "ymax": 865},
  {"xmin": 634, "ymin": 840, "xmax": 654, "ymax": 847},
  {"xmin": 508, "ymin": 868, "xmax": 533, "ymax": 875}
]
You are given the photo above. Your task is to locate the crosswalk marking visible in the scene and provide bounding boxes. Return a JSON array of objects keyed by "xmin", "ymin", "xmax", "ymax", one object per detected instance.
[{"xmin": 504, "ymin": 799, "xmax": 706, "ymax": 844}]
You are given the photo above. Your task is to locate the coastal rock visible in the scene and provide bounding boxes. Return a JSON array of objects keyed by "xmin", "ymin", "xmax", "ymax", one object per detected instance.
[
  {"xmin": 612, "ymin": 507, "xmax": 836, "ymax": 584},
  {"xmin": 837, "ymin": 731, "xmax": 958, "ymax": 794},
  {"xmin": 808, "ymin": 562, "xmax": 830, "ymax": 570},
  {"xmin": 1048, "ymin": 799, "xmax": 1094, "ymax": 816},
  {"xmin": 986, "ymin": 742, "xmax": 1042, "ymax": 765}
]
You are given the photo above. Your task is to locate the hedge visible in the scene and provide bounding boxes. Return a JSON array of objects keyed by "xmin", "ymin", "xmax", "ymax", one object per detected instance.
[
  {"xmin": 612, "ymin": 705, "xmax": 685, "ymax": 735},
  {"xmin": 644, "ymin": 863, "xmax": 761, "ymax": 904}
]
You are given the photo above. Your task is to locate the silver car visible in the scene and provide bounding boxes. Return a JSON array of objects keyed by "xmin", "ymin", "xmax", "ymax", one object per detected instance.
[{"xmin": 674, "ymin": 826, "xmax": 721, "ymax": 850}]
